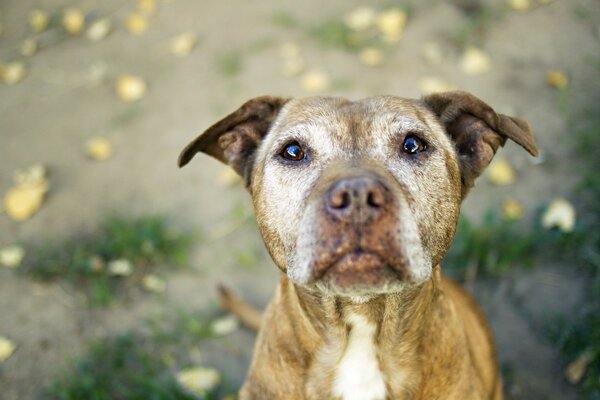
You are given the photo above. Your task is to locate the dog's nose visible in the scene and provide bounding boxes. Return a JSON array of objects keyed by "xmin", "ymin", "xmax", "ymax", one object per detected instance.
[{"xmin": 326, "ymin": 176, "xmax": 389, "ymax": 223}]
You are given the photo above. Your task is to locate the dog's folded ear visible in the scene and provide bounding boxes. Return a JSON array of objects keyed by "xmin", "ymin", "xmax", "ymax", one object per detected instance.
[
  {"xmin": 423, "ymin": 91, "xmax": 538, "ymax": 197},
  {"xmin": 178, "ymin": 96, "xmax": 289, "ymax": 182}
]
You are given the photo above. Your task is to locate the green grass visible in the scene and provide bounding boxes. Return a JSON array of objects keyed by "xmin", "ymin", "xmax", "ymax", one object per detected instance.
[
  {"xmin": 454, "ymin": 4, "xmax": 505, "ymax": 47},
  {"xmin": 215, "ymin": 52, "xmax": 243, "ymax": 77},
  {"xmin": 23, "ymin": 215, "xmax": 193, "ymax": 306}
]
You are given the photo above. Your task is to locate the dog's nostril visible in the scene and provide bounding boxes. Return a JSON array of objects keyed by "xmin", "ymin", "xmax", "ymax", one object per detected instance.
[
  {"xmin": 367, "ymin": 190, "xmax": 385, "ymax": 208},
  {"xmin": 330, "ymin": 190, "xmax": 350, "ymax": 209}
]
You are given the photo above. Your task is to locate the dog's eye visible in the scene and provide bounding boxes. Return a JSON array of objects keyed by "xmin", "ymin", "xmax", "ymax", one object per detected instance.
[
  {"xmin": 280, "ymin": 141, "xmax": 306, "ymax": 161},
  {"xmin": 402, "ymin": 135, "xmax": 427, "ymax": 154}
]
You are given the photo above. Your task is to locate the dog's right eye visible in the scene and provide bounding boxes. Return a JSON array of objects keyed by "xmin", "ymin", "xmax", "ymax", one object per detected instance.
[{"xmin": 279, "ymin": 141, "xmax": 306, "ymax": 161}]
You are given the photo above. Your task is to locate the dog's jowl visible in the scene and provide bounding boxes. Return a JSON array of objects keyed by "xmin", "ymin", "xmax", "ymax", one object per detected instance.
[{"xmin": 179, "ymin": 91, "xmax": 537, "ymax": 400}]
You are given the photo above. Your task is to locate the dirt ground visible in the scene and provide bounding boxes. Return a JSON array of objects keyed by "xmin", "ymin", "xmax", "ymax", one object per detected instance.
[{"xmin": 1, "ymin": 0, "xmax": 599, "ymax": 399}]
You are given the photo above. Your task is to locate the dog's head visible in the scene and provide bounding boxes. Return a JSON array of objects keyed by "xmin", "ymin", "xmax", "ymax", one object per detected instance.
[{"xmin": 179, "ymin": 92, "xmax": 537, "ymax": 297}]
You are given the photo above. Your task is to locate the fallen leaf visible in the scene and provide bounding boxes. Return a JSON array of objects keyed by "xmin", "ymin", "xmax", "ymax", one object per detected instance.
[
  {"xmin": 85, "ymin": 137, "xmax": 113, "ymax": 161},
  {"xmin": 20, "ymin": 38, "xmax": 38, "ymax": 57},
  {"xmin": 502, "ymin": 198, "xmax": 523, "ymax": 220},
  {"xmin": 546, "ymin": 70, "xmax": 568, "ymax": 89},
  {"xmin": 280, "ymin": 42, "xmax": 301, "ymax": 59},
  {"xmin": 421, "ymin": 41, "xmax": 444, "ymax": 65},
  {"xmin": 300, "ymin": 70, "xmax": 330, "ymax": 93},
  {"xmin": 116, "ymin": 74, "xmax": 147, "ymax": 102},
  {"xmin": 565, "ymin": 350, "xmax": 593, "ymax": 384},
  {"xmin": 0, "ymin": 245, "xmax": 25, "ymax": 268},
  {"xmin": 217, "ymin": 167, "xmax": 241, "ymax": 187},
  {"xmin": 14, "ymin": 164, "xmax": 46, "ymax": 186},
  {"xmin": 375, "ymin": 8, "xmax": 407, "ymax": 43},
  {"xmin": 419, "ymin": 76, "xmax": 455, "ymax": 95},
  {"xmin": 29, "ymin": 9, "xmax": 49, "ymax": 33},
  {"xmin": 460, "ymin": 46, "xmax": 492, "ymax": 76},
  {"xmin": 86, "ymin": 18, "xmax": 112, "ymax": 41},
  {"xmin": 1, "ymin": 62, "xmax": 27, "ymax": 85},
  {"xmin": 0, "ymin": 337, "xmax": 16, "ymax": 363},
  {"xmin": 4, "ymin": 182, "xmax": 48, "ymax": 221},
  {"xmin": 359, "ymin": 47, "xmax": 384, "ymax": 66},
  {"xmin": 211, "ymin": 315, "xmax": 239, "ymax": 336},
  {"xmin": 138, "ymin": 0, "xmax": 157, "ymax": 16},
  {"xmin": 62, "ymin": 8, "xmax": 85, "ymax": 35},
  {"xmin": 486, "ymin": 158, "xmax": 514, "ymax": 186},
  {"xmin": 176, "ymin": 367, "xmax": 221, "ymax": 395},
  {"xmin": 142, "ymin": 274, "xmax": 166, "ymax": 293},
  {"xmin": 88, "ymin": 255, "xmax": 104, "ymax": 273},
  {"xmin": 542, "ymin": 198, "xmax": 576, "ymax": 233},
  {"xmin": 507, "ymin": 0, "xmax": 532, "ymax": 11},
  {"xmin": 280, "ymin": 57, "xmax": 306, "ymax": 78},
  {"xmin": 171, "ymin": 32, "xmax": 198, "ymax": 57},
  {"xmin": 108, "ymin": 259, "xmax": 133, "ymax": 276},
  {"xmin": 343, "ymin": 6, "xmax": 376, "ymax": 32},
  {"xmin": 126, "ymin": 14, "xmax": 148, "ymax": 35}
]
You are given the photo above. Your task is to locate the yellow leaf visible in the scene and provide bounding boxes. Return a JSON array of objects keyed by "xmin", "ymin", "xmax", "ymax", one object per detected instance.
[
  {"xmin": 85, "ymin": 137, "xmax": 113, "ymax": 161},
  {"xmin": 419, "ymin": 77, "xmax": 455, "ymax": 95},
  {"xmin": 3, "ymin": 182, "xmax": 48, "ymax": 221},
  {"xmin": 0, "ymin": 337, "xmax": 16, "ymax": 363},
  {"xmin": 507, "ymin": 0, "xmax": 532, "ymax": 11},
  {"xmin": 545, "ymin": 70, "xmax": 568, "ymax": 89},
  {"xmin": 542, "ymin": 198, "xmax": 576, "ymax": 233},
  {"xmin": 565, "ymin": 350, "xmax": 593, "ymax": 385},
  {"xmin": 138, "ymin": 0, "xmax": 157, "ymax": 16},
  {"xmin": 20, "ymin": 38, "xmax": 38, "ymax": 57},
  {"xmin": 460, "ymin": 46, "xmax": 492, "ymax": 76},
  {"xmin": 116, "ymin": 74, "xmax": 147, "ymax": 102},
  {"xmin": 29, "ymin": 10, "xmax": 49, "ymax": 33},
  {"xmin": 107, "ymin": 259, "xmax": 134, "ymax": 276},
  {"xmin": 300, "ymin": 70, "xmax": 330, "ymax": 93},
  {"xmin": 87, "ymin": 18, "xmax": 112, "ymax": 42},
  {"xmin": 359, "ymin": 47, "xmax": 384, "ymax": 67},
  {"xmin": 502, "ymin": 198, "xmax": 523, "ymax": 220},
  {"xmin": 1, "ymin": 62, "xmax": 27, "ymax": 85},
  {"xmin": 0, "ymin": 245, "xmax": 25, "ymax": 268},
  {"xmin": 343, "ymin": 7, "xmax": 376, "ymax": 32},
  {"xmin": 486, "ymin": 158, "xmax": 514, "ymax": 186},
  {"xmin": 176, "ymin": 367, "xmax": 221, "ymax": 395},
  {"xmin": 171, "ymin": 32, "xmax": 198, "ymax": 57},
  {"xmin": 62, "ymin": 8, "xmax": 85, "ymax": 35},
  {"xmin": 126, "ymin": 14, "xmax": 148, "ymax": 35},
  {"xmin": 142, "ymin": 274, "xmax": 166, "ymax": 293},
  {"xmin": 375, "ymin": 8, "xmax": 407, "ymax": 43}
]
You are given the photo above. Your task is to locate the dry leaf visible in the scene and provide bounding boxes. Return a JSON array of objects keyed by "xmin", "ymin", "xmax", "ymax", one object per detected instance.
[
  {"xmin": 507, "ymin": 0, "xmax": 532, "ymax": 11},
  {"xmin": 2, "ymin": 62, "xmax": 27, "ymax": 85},
  {"xmin": 14, "ymin": 164, "xmax": 46, "ymax": 186},
  {"xmin": 88, "ymin": 255, "xmax": 104, "ymax": 273},
  {"xmin": 502, "ymin": 198, "xmax": 524, "ymax": 220},
  {"xmin": 460, "ymin": 46, "xmax": 492, "ymax": 76},
  {"xmin": 359, "ymin": 47, "xmax": 384, "ymax": 66},
  {"xmin": 142, "ymin": 274, "xmax": 166, "ymax": 293},
  {"xmin": 116, "ymin": 74, "xmax": 147, "ymax": 102},
  {"xmin": 486, "ymin": 158, "xmax": 514, "ymax": 186},
  {"xmin": 280, "ymin": 57, "xmax": 306, "ymax": 78},
  {"xmin": 177, "ymin": 367, "xmax": 221, "ymax": 395},
  {"xmin": 300, "ymin": 70, "xmax": 330, "ymax": 93},
  {"xmin": 542, "ymin": 198, "xmax": 576, "ymax": 233},
  {"xmin": 171, "ymin": 32, "xmax": 198, "ymax": 57},
  {"xmin": 421, "ymin": 41, "xmax": 444, "ymax": 65},
  {"xmin": 62, "ymin": 8, "xmax": 85, "ymax": 35},
  {"xmin": 108, "ymin": 259, "xmax": 133, "ymax": 276},
  {"xmin": 4, "ymin": 183, "xmax": 48, "ymax": 221},
  {"xmin": 138, "ymin": 0, "xmax": 157, "ymax": 16},
  {"xmin": 211, "ymin": 315, "xmax": 239, "ymax": 336},
  {"xmin": 565, "ymin": 350, "xmax": 593, "ymax": 385},
  {"xmin": 85, "ymin": 137, "xmax": 113, "ymax": 161},
  {"xmin": 87, "ymin": 18, "xmax": 112, "ymax": 41},
  {"xmin": 0, "ymin": 245, "xmax": 25, "ymax": 268},
  {"xmin": 20, "ymin": 38, "xmax": 38, "ymax": 57},
  {"xmin": 375, "ymin": 8, "xmax": 407, "ymax": 43},
  {"xmin": 343, "ymin": 7, "xmax": 376, "ymax": 32},
  {"xmin": 218, "ymin": 168, "xmax": 241, "ymax": 187},
  {"xmin": 29, "ymin": 10, "xmax": 49, "ymax": 33},
  {"xmin": 0, "ymin": 337, "xmax": 16, "ymax": 363},
  {"xmin": 419, "ymin": 77, "xmax": 455, "ymax": 95},
  {"xmin": 546, "ymin": 70, "xmax": 568, "ymax": 89},
  {"xmin": 126, "ymin": 14, "xmax": 148, "ymax": 35}
]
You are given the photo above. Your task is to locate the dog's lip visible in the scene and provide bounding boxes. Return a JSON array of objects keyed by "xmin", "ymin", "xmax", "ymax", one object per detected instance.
[{"xmin": 315, "ymin": 248, "xmax": 401, "ymax": 280}]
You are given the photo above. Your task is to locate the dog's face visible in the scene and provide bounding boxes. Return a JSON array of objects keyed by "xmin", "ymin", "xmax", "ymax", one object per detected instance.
[{"xmin": 179, "ymin": 92, "xmax": 537, "ymax": 297}]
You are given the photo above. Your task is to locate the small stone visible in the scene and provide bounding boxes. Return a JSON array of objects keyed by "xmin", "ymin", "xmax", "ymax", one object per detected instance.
[
  {"xmin": 460, "ymin": 46, "xmax": 491, "ymax": 75},
  {"xmin": 211, "ymin": 315, "xmax": 239, "ymax": 336},
  {"xmin": 62, "ymin": 8, "xmax": 85, "ymax": 35},
  {"xmin": 359, "ymin": 47, "xmax": 384, "ymax": 66},
  {"xmin": 20, "ymin": 38, "xmax": 38, "ymax": 57},
  {"xmin": 171, "ymin": 32, "xmax": 198, "ymax": 57},
  {"xmin": 116, "ymin": 74, "xmax": 147, "ymax": 102},
  {"xmin": 108, "ymin": 259, "xmax": 133, "ymax": 276},
  {"xmin": 142, "ymin": 274, "xmax": 166, "ymax": 293},
  {"xmin": 0, "ymin": 245, "xmax": 25, "ymax": 268},
  {"xmin": 176, "ymin": 367, "xmax": 221, "ymax": 396},
  {"xmin": 2, "ymin": 62, "xmax": 27, "ymax": 85},
  {"xmin": 486, "ymin": 158, "xmax": 514, "ymax": 186},
  {"xmin": 85, "ymin": 137, "xmax": 113, "ymax": 161},
  {"xmin": 419, "ymin": 77, "xmax": 455, "ymax": 95},
  {"xmin": 126, "ymin": 14, "xmax": 148, "ymax": 35},
  {"xmin": 86, "ymin": 18, "xmax": 112, "ymax": 41},
  {"xmin": 343, "ymin": 7, "xmax": 376, "ymax": 32},
  {"xmin": 502, "ymin": 198, "xmax": 523, "ymax": 220},
  {"xmin": 300, "ymin": 70, "xmax": 330, "ymax": 93},
  {"xmin": 546, "ymin": 70, "xmax": 568, "ymax": 89},
  {"xmin": 375, "ymin": 8, "xmax": 407, "ymax": 43},
  {"xmin": 29, "ymin": 9, "xmax": 49, "ymax": 33},
  {"xmin": 0, "ymin": 337, "xmax": 16, "ymax": 363},
  {"xmin": 542, "ymin": 198, "xmax": 576, "ymax": 233}
]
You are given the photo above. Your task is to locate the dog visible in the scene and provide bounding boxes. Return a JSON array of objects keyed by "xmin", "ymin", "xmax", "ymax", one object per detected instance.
[{"xmin": 178, "ymin": 91, "xmax": 537, "ymax": 399}]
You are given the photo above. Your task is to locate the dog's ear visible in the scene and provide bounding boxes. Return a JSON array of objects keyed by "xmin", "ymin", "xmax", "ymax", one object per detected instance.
[
  {"xmin": 422, "ymin": 91, "xmax": 538, "ymax": 198},
  {"xmin": 178, "ymin": 96, "xmax": 289, "ymax": 181}
]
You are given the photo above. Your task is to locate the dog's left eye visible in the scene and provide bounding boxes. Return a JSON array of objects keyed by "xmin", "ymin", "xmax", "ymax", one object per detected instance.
[
  {"xmin": 280, "ymin": 141, "xmax": 306, "ymax": 161},
  {"xmin": 402, "ymin": 135, "xmax": 427, "ymax": 155}
]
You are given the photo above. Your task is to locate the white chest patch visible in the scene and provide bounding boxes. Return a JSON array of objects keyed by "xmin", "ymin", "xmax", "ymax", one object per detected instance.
[{"xmin": 333, "ymin": 314, "xmax": 386, "ymax": 400}]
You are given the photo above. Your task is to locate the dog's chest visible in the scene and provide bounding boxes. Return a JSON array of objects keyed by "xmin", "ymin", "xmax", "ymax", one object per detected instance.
[{"xmin": 332, "ymin": 313, "xmax": 387, "ymax": 400}]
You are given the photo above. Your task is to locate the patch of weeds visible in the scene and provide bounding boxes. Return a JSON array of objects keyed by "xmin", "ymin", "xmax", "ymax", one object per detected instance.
[
  {"xmin": 454, "ymin": 4, "xmax": 504, "ymax": 46},
  {"xmin": 23, "ymin": 215, "xmax": 193, "ymax": 306},
  {"xmin": 309, "ymin": 18, "xmax": 375, "ymax": 51},
  {"xmin": 270, "ymin": 11, "xmax": 299, "ymax": 29},
  {"xmin": 47, "ymin": 333, "xmax": 227, "ymax": 400},
  {"xmin": 110, "ymin": 106, "xmax": 142, "ymax": 129},
  {"xmin": 215, "ymin": 52, "xmax": 243, "ymax": 77},
  {"xmin": 149, "ymin": 307, "xmax": 221, "ymax": 343}
]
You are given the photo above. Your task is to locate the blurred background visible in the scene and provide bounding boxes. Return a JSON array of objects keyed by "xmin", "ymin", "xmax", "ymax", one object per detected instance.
[{"xmin": 1, "ymin": 0, "xmax": 599, "ymax": 399}]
